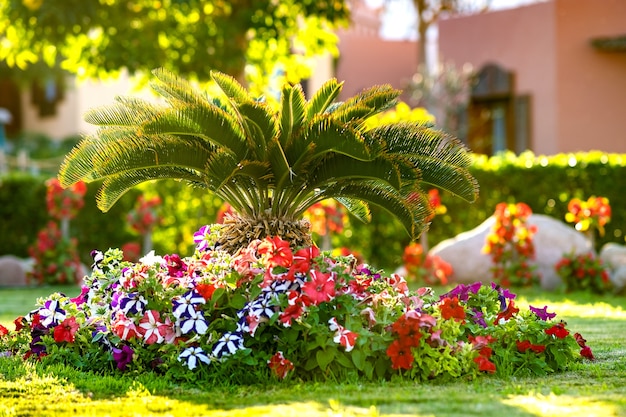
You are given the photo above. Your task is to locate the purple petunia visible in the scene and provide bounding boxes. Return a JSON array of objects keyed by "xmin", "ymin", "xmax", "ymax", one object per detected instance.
[
  {"xmin": 179, "ymin": 310, "xmax": 209, "ymax": 335},
  {"xmin": 211, "ymin": 332, "xmax": 244, "ymax": 360},
  {"xmin": 178, "ymin": 346, "xmax": 211, "ymax": 370},
  {"xmin": 172, "ymin": 290, "xmax": 206, "ymax": 319},
  {"xmin": 193, "ymin": 225, "xmax": 212, "ymax": 252},
  {"xmin": 117, "ymin": 292, "xmax": 148, "ymax": 316},
  {"xmin": 38, "ymin": 300, "xmax": 66, "ymax": 328},
  {"xmin": 529, "ymin": 305, "xmax": 557, "ymax": 321},
  {"xmin": 112, "ymin": 345, "xmax": 134, "ymax": 370}
]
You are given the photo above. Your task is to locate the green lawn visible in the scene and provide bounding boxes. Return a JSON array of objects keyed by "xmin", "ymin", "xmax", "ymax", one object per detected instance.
[{"xmin": 1, "ymin": 285, "xmax": 625, "ymax": 417}]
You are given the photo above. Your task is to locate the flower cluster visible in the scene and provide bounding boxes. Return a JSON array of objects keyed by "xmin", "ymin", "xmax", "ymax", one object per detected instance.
[
  {"xmin": 127, "ymin": 195, "xmax": 163, "ymax": 235},
  {"xmin": 483, "ymin": 202, "xmax": 539, "ymax": 287},
  {"xmin": 27, "ymin": 221, "xmax": 82, "ymax": 285},
  {"xmin": 565, "ymin": 196, "xmax": 611, "ymax": 237},
  {"xmin": 402, "ymin": 242, "xmax": 453, "ymax": 285},
  {"xmin": 1, "ymin": 226, "xmax": 590, "ymax": 383},
  {"xmin": 555, "ymin": 252, "xmax": 612, "ymax": 294},
  {"xmin": 45, "ymin": 178, "xmax": 87, "ymax": 220}
]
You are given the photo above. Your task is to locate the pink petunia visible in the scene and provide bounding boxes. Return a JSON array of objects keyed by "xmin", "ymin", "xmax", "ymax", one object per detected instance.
[
  {"xmin": 257, "ymin": 236, "xmax": 293, "ymax": 268},
  {"xmin": 111, "ymin": 311, "xmax": 139, "ymax": 341},
  {"xmin": 137, "ymin": 310, "xmax": 168, "ymax": 344},
  {"xmin": 302, "ymin": 271, "xmax": 336, "ymax": 305}
]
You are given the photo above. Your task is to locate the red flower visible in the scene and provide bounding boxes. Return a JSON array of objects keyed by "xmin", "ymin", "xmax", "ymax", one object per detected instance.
[
  {"xmin": 516, "ymin": 339, "xmax": 546, "ymax": 353},
  {"xmin": 329, "ymin": 318, "xmax": 359, "ymax": 352},
  {"xmin": 439, "ymin": 296, "xmax": 466, "ymax": 322},
  {"xmin": 14, "ymin": 316, "xmax": 26, "ymax": 332},
  {"xmin": 302, "ymin": 270, "xmax": 336, "ymax": 305},
  {"xmin": 288, "ymin": 246, "xmax": 320, "ymax": 278},
  {"xmin": 391, "ymin": 313, "xmax": 423, "ymax": 345},
  {"xmin": 494, "ymin": 300, "xmax": 519, "ymax": 324},
  {"xmin": 474, "ymin": 355, "xmax": 496, "ymax": 373},
  {"xmin": 268, "ymin": 351, "xmax": 294, "ymax": 379},
  {"xmin": 545, "ymin": 322, "xmax": 569, "ymax": 339},
  {"xmin": 0, "ymin": 324, "xmax": 8, "ymax": 336},
  {"xmin": 386, "ymin": 339, "xmax": 414, "ymax": 370},
  {"xmin": 258, "ymin": 236, "xmax": 293, "ymax": 268},
  {"xmin": 195, "ymin": 283, "xmax": 218, "ymax": 301},
  {"xmin": 580, "ymin": 345, "xmax": 595, "ymax": 361},
  {"xmin": 53, "ymin": 317, "xmax": 79, "ymax": 343}
]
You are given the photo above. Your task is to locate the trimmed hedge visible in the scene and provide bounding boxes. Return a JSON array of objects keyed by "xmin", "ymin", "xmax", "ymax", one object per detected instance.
[{"xmin": 1, "ymin": 151, "xmax": 625, "ymax": 271}]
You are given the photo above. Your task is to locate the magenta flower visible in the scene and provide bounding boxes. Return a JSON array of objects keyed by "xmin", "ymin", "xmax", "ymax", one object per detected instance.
[
  {"xmin": 112, "ymin": 345, "xmax": 134, "ymax": 371},
  {"xmin": 193, "ymin": 225, "xmax": 212, "ymax": 252},
  {"xmin": 529, "ymin": 305, "xmax": 557, "ymax": 321}
]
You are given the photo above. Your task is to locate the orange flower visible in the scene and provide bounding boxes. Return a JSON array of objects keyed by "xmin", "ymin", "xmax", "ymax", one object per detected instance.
[
  {"xmin": 438, "ymin": 296, "xmax": 466, "ymax": 322},
  {"xmin": 257, "ymin": 236, "xmax": 293, "ymax": 268}
]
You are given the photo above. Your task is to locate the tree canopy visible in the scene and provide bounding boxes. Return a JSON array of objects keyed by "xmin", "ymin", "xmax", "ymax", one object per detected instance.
[{"xmin": 0, "ymin": 0, "xmax": 349, "ymax": 90}]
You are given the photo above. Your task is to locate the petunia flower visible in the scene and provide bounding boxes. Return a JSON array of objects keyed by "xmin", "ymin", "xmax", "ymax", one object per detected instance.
[
  {"xmin": 438, "ymin": 296, "xmax": 466, "ymax": 322},
  {"xmin": 328, "ymin": 318, "xmax": 358, "ymax": 352},
  {"xmin": 111, "ymin": 311, "xmax": 139, "ymax": 341},
  {"xmin": 0, "ymin": 324, "xmax": 8, "ymax": 336},
  {"xmin": 53, "ymin": 316, "xmax": 80, "ymax": 343},
  {"xmin": 257, "ymin": 236, "xmax": 293, "ymax": 268},
  {"xmin": 179, "ymin": 310, "xmax": 209, "ymax": 335},
  {"xmin": 302, "ymin": 270, "xmax": 336, "ymax": 305},
  {"xmin": 516, "ymin": 339, "xmax": 546, "ymax": 354},
  {"xmin": 386, "ymin": 339, "xmax": 414, "ymax": 370},
  {"xmin": 70, "ymin": 286, "xmax": 89, "ymax": 307},
  {"xmin": 474, "ymin": 355, "xmax": 496, "ymax": 373},
  {"xmin": 137, "ymin": 310, "xmax": 168, "ymax": 344},
  {"xmin": 117, "ymin": 292, "xmax": 148, "ymax": 316},
  {"xmin": 212, "ymin": 332, "xmax": 244, "ymax": 360},
  {"xmin": 545, "ymin": 322, "xmax": 569, "ymax": 339},
  {"xmin": 193, "ymin": 225, "xmax": 212, "ymax": 252},
  {"xmin": 112, "ymin": 345, "xmax": 134, "ymax": 371},
  {"xmin": 288, "ymin": 246, "xmax": 320, "ymax": 279},
  {"xmin": 172, "ymin": 289, "xmax": 206, "ymax": 319},
  {"xmin": 268, "ymin": 351, "xmax": 294, "ymax": 379},
  {"xmin": 38, "ymin": 300, "xmax": 66, "ymax": 328},
  {"xmin": 494, "ymin": 300, "xmax": 519, "ymax": 325},
  {"xmin": 529, "ymin": 305, "xmax": 557, "ymax": 321},
  {"xmin": 178, "ymin": 346, "xmax": 211, "ymax": 370}
]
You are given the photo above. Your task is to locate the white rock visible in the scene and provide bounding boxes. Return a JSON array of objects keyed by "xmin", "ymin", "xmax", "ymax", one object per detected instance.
[
  {"xmin": 600, "ymin": 243, "xmax": 626, "ymax": 291},
  {"xmin": 430, "ymin": 214, "xmax": 593, "ymax": 290}
]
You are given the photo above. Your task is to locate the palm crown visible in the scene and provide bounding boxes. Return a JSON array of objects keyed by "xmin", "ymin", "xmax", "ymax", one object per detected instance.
[{"xmin": 59, "ymin": 68, "xmax": 478, "ymax": 251}]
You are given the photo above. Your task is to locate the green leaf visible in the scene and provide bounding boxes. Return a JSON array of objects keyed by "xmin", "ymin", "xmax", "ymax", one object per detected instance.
[
  {"xmin": 305, "ymin": 78, "xmax": 343, "ymax": 121},
  {"xmin": 316, "ymin": 348, "xmax": 336, "ymax": 371}
]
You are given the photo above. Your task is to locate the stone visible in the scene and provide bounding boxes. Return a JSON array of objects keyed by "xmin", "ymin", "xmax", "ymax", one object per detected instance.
[
  {"xmin": 599, "ymin": 243, "xmax": 626, "ymax": 291},
  {"xmin": 0, "ymin": 255, "xmax": 28, "ymax": 286},
  {"xmin": 430, "ymin": 214, "xmax": 593, "ymax": 290}
]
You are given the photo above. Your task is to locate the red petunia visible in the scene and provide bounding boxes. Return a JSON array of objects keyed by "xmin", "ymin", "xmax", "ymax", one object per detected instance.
[
  {"xmin": 494, "ymin": 300, "xmax": 519, "ymax": 324},
  {"xmin": 0, "ymin": 324, "xmax": 8, "ymax": 336},
  {"xmin": 439, "ymin": 296, "xmax": 466, "ymax": 322},
  {"xmin": 268, "ymin": 351, "xmax": 294, "ymax": 379},
  {"xmin": 545, "ymin": 322, "xmax": 569, "ymax": 339},
  {"xmin": 386, "ymin": 339, "xmax": 414, "ymax": 370},
  {"xmin": 258, "ymin": 236, "xmax": 293, "ymax": 268},
  {"xmin": 302, "ymin": 270, "xmax": 336, "ymax": 305},
  {"xmin": 474, "ymin": 355, "xmax": 496, "ymax": 373},
  {"xmin": 288, "ymin": 246, "xmax": 320, "ymax": 279},
  {"xmin": 53, "ymin": 316, "xmax": 79, "ymax": 343},
  {"xmin": 516, "ymin": 339, "xmax": 546, "ymax": 353},
  {"xmin": 195, "ymin": 283, "xmax": 218, "ymax": 301}
]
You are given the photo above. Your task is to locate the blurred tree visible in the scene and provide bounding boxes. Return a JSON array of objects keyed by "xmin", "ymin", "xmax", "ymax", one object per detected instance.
[{"xmin": 0, "ymin": 0, "xmax": 349, "ymax": 90}]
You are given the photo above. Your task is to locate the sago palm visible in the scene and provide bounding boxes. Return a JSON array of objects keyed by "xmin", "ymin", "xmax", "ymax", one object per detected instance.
[{"xmin": 59, "ymin": 68, "xmax": 479, "ymax": 252}]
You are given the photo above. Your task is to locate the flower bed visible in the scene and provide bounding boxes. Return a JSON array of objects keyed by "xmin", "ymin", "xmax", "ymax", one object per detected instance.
[{"xmin": 1, "ymin": 225, "xmax": 593, "ymax": 383}]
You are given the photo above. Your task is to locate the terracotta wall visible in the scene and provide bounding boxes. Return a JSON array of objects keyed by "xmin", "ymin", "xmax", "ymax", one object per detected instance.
[
  {"xmin": 335, "ymin": 33, "xmax": 418, "ymax": 101},
  {"xmin": 439, "ymin": 0, "xmax": 626, "ymax": 155},
  {"xmin": 554, "ymin": 0, "xmax": 626, "ymax": 153}
]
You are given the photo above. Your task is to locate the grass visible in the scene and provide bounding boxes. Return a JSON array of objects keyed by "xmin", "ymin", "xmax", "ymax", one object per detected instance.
[{"xmin": 0, "ymin": 285, "xmax": 625, "ymax": 417}]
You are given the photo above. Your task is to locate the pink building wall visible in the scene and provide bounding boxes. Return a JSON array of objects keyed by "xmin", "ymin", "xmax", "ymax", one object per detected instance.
[{"xmin": 439, "ymin": 0, "xmax": 626, "ymax": 154}]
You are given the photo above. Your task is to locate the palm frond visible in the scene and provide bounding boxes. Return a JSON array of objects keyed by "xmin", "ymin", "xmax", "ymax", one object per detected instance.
[
  {"xmin": 334, "ymin": 197, "xmax": 371, "ymax": 223},
  {"xmin": 372, "ymin": 124, "xmax": 479, "ymax": 202},
  {"xmin": 84, "ymin": 97, "xmax": 165, "ymax": 126},
  {"xmin": 279, "ymin": 83, "xmax": 306, "ymax": 149},
  {"xmin": 97, "ymin": 167, "xmax": 205, "ymax": 211},
  {"xmin": 305, "ymin": 78, "xmax": 343, "ymax": 121},
  {"xmin": 140, "ymin": 104, "xmax": 248, "ymax": 159},
  {"xmin": 210, "ymin": 71, "xmax": 252, "ymax": 106},
  {"xmin": 237, "ymin": 101, "xmax": 277, "ymax": 159},
  {"xmin": 150, "ymin": 68, "xmax": 209, "ymax": 105},
  {"xmin": 334, "ymin": 85, "xmax": 400, "ymax": 120},
  {"xmin": 307, "ymin": 154, "xmax": 403, "ymax": 190}
]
